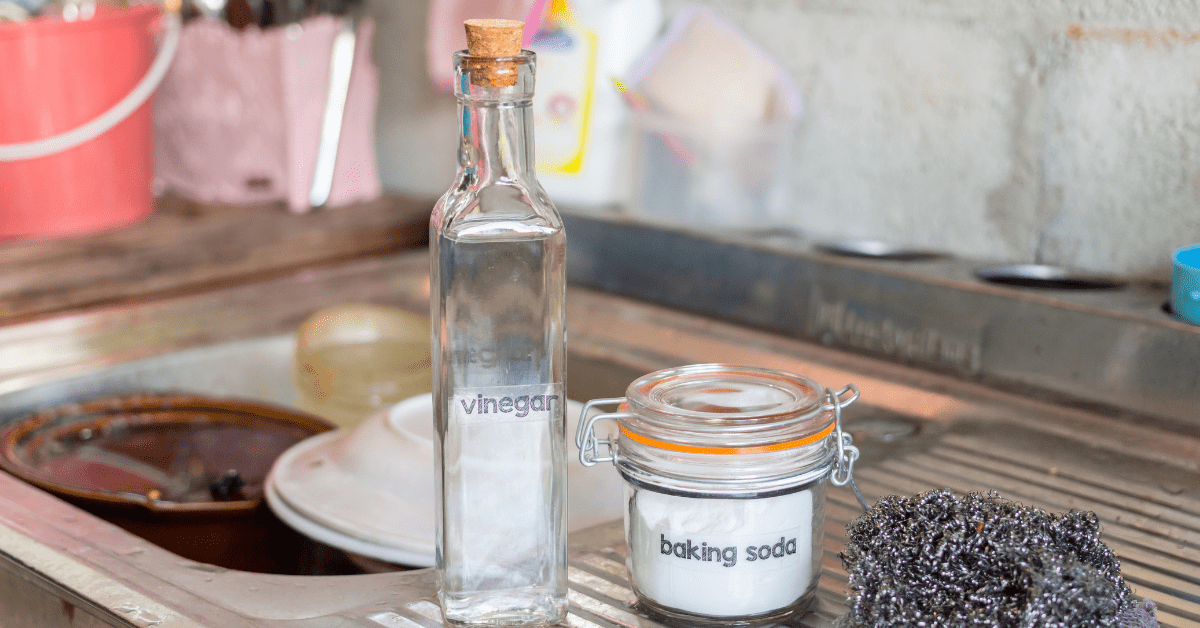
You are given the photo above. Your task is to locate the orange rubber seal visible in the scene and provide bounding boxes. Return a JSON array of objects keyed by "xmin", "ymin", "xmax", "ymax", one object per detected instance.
[{"xmin": 618, "ymin": 422, "xmax": 835, "ymax": 455}]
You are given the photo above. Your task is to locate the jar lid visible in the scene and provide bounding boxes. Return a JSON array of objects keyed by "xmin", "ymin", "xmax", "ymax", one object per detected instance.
[{"xmin": 620, "ymin": 364, "xmax": 834, "ymax": 455}]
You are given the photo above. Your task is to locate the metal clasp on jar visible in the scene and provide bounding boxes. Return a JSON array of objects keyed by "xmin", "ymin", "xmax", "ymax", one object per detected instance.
[
  {"xmin": 576, "ymin": 398, "xmax": 629, "ymax": 467},
  {"xmin": 825, "ymin": 385, "xmax": 860, "ymax": 486},
  {"xmin": 824, "ymin": 384, "xmax": 870, "ymax": 510}
]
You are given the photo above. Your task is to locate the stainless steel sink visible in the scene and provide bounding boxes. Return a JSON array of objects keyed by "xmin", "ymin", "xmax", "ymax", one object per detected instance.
[{"xmin": 0, "ymin": 252, "xmax": 1197, "ymax": 628}]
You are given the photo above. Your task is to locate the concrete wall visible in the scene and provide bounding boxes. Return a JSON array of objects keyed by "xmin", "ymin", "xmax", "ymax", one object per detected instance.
[{"xmin": 366, "ymin": 0, "xmax": 1200, "ymax": 277}]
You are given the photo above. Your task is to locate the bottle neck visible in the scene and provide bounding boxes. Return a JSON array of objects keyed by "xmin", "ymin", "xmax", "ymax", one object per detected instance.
[
  {"xmin": 452, "ymin": 51, "xmax": 537, "ymax": 189},
  {"xmin": 458, "ymin": 101, "xmax": 535, "ymax": 186}
]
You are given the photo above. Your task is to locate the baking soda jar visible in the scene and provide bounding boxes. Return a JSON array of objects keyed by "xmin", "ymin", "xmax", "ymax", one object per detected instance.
[{"xmin": 576, "ymin": 364, "xmax": 860, "ymax": 626}]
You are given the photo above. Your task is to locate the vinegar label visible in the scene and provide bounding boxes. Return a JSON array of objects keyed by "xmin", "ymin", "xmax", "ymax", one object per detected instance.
[{"xmin": 452, "ymin": 384, "xmax": 563, "ymax": 425}]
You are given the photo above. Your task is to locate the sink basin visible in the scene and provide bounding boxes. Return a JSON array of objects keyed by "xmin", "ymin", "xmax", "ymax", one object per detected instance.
[{"xmin": 0, "ymin": 252, "xmax": 1196, "ymax": 628}]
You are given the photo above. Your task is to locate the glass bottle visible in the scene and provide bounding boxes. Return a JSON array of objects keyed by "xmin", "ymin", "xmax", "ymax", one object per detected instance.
[{"xmin": 429, "ymin": 37, "xmax": 568, "ymax": 627}]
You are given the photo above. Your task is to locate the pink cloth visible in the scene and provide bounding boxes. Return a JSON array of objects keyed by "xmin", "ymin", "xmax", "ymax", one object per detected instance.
[{"xmin": 155, "ymin": 17, "xmax": 381, "ymax": 212}]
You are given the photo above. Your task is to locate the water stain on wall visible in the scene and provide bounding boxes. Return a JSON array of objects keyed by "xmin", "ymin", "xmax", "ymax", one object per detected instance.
[{"xmin": 985, "ymin": 49, "xmax": 1041, "ymax": 254}]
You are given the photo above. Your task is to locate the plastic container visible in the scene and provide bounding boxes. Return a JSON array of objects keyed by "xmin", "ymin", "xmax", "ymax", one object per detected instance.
[
  {"xmin": 629, "ymin": 110, "xmax": 794, "ymax": 230},
  {"xmin": 1172, "ymin": 244, "xmax": 1200, "ymax": 325},
  {"xmin": 0, "ymin": 5, "xmax": 165, "ymax": 239},
  {"xmin": 622, "ymin": 5, "xmax": 800, "ymax": 230},
  {"xmin": 294, "ymin": 303, "xmax": 431, "ymax": 429},
  {"xmin": 576, "ymin": 364, "xmax": 860, "ymax": 626},
  {"xmin": 530, "ymin": 0, "xmax": 663, "ymax": 208}
]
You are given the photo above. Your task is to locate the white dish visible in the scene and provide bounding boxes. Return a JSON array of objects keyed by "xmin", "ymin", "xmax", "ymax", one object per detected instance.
[
  {"xmin": 267, "ymin": 393, "xmax": 623, "ymax": 567},
  {"xmin": 265, "ymin": 467, "xmax": 435, "ymax": 567}
]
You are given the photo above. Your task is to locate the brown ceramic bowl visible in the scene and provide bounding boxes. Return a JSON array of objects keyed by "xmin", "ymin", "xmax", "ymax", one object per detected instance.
[{"xmin": 0, "ymin": 394, "xmax": 338, "ymax": 573}]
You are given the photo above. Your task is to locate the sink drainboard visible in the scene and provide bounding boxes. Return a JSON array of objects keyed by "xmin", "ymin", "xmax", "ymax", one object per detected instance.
[{"xmin": 371, "ymin": 420, "xmax": 1200, "ymax": 628}]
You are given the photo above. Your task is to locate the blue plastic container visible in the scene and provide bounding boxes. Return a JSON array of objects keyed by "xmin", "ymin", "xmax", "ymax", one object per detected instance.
[{"xmin": 1172, "ymin": 244, "xmax": 1200, "ymax": 325}]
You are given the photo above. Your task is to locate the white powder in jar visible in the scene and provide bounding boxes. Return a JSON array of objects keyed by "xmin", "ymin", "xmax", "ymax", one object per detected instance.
[{"xmin": 625, "ymin": 484, "xmax": 815, "ymax": 618}]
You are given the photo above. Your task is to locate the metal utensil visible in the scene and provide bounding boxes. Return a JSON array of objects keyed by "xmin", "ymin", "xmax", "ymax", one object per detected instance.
[
  {"xmin": 307, "ymin": 16, "xmax": 355, "ymax": 209},
  {"xmin": 0, "ymin": 1, "xmax": 31, "ymax": 21},
  {"xmin": 192, "ymin": 0, "xmax": 226, "ymax": 21}
]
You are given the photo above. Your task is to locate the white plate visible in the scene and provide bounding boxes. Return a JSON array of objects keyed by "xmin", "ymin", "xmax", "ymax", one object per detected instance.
[
  {"xmin": 267, "ymin": 394, "xmax": 624, "ymax": 567},
  {"xmin": 265, "ymin": 468, "xmax": 435, "ymax": 567}
]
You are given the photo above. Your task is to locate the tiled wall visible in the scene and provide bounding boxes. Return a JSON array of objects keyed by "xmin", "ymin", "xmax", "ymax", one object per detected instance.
[{"xmin": 368, "ymin": 0, "xmax": 1200, "ymax": 276}]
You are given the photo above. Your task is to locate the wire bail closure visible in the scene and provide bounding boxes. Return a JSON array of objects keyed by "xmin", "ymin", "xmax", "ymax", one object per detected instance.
[
  {"xmin": 826, "ymin": 384, "xmax": 869, "ymax": 511},
  {"xmin": 577, "ymin": 398, "xmax": 627, "ymax": 467}
]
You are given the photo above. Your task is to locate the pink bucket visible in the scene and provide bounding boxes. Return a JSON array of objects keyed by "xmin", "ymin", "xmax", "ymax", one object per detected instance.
[{"xmin": 0, "ymin": 5, "xmax": 169, "ymax": 240}]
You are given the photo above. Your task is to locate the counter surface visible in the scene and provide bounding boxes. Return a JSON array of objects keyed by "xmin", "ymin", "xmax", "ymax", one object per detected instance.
[{"xmin": 0, "ymin": 195, "xmax": 432, "ymax": 324}]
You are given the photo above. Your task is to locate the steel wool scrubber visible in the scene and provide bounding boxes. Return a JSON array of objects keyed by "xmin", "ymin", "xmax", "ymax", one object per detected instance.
[{"xmin": 837, "ymin": 490, "xmax": 1158, "ymax": 628}]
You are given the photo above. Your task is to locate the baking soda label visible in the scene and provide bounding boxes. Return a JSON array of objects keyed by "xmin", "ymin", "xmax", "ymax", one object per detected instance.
[
  {"xmin": 628, "ymin": 487, "xmax": 816, "ymax": 617},
  {"xmin": 646, "ymin": 528, "xmax": 809, "ymax": 574},
  {"xmin": 656, "ymin": 533, "xmax": 801, "ymax": 568},
  {"xmin": 453, "ymin": 384, "xmax": 562, "ymax": 425}
]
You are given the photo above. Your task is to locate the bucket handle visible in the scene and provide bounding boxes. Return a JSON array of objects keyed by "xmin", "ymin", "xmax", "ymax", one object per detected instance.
[{"xmin": 0, "ymin": 10, "xmax": 182, "ymax": 162}]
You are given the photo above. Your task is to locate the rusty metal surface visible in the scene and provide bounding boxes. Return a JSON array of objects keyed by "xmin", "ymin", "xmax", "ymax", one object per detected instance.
[{"xmin": 0, "ymin": 252, "xmax": 1196, "ymax": 628}]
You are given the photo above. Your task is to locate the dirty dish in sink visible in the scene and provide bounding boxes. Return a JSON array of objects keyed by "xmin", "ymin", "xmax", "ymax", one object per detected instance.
[
  {"xmin": 0, "ymin": 394, "xmax": 335, "ymax": 573},
  {"xmin": 0, "ymin": 393, "xmax": 333, "ymax": 511},
  {"xmin": 267, "ymin": 393, "xmax": 624, "ymax": 567}
]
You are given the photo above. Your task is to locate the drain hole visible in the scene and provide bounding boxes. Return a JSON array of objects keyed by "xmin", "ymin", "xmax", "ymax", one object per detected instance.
[
  {"xmin": 815, "ymin": 239, "xmax": 942, "ymax": 261},
  {"xmin": 975, "ymin": 264, "xmax": 1125, "ymax": 290}
]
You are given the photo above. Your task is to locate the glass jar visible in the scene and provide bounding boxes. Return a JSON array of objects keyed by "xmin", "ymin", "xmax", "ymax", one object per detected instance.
[{"xmin": 576, "ymin": 364, "xmax": 860, "ymax": 626}]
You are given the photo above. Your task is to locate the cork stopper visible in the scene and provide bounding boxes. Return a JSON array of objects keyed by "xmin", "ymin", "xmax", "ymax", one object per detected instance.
[{"xmin": 463, "ymin": 19, "xmax": 524, "ymax": 87}]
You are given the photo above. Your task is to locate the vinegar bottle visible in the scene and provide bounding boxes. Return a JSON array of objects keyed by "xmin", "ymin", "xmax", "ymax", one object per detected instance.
[{"xmin": 429, "ymin": 19, "xmax": 568, "ymax": 627}]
